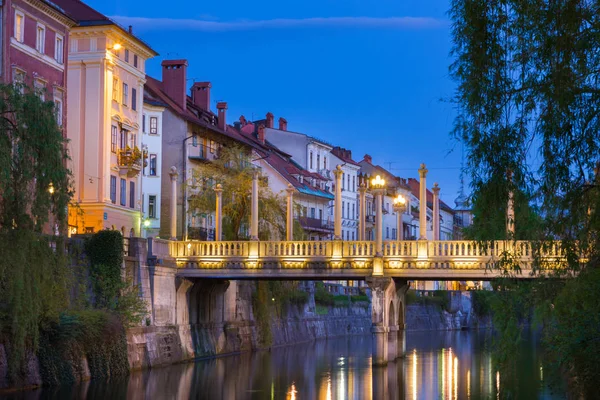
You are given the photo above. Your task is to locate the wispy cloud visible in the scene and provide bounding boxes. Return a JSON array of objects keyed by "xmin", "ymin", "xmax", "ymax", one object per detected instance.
[{"xmin": 111, "ymin": 15, "xmax": 447, "ymax": 32}]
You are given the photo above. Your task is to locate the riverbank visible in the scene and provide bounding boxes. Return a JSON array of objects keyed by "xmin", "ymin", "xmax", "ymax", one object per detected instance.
[{"xmin": 0, "ymin": 288, "xmax": 491, "ymax": 392}]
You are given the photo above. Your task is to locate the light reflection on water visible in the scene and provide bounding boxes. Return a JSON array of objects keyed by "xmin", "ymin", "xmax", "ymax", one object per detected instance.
[{"xmin": 2, "ymin": 330, "xmax": 564, "ymax": 400}]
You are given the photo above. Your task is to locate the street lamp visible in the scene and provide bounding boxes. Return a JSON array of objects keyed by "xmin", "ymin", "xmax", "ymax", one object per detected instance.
[
  {"xmin": 393, "ymin": 194, "xmax": 407, "ymax": 241},
  {"xmin": 143, "ymin": 218, "xmax": 151, "ymax": 228},
  {"xmin": 371, "ymin": 175, "xmax": 386, "ymax": 256}
]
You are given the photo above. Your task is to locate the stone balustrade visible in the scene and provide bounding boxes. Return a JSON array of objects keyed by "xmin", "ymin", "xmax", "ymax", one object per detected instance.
[{"xmin": 149, "ymin": 239, "xmax": 568, "ymax": 280}]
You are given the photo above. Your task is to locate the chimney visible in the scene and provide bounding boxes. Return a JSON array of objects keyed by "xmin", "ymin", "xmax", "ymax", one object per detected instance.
[
  {"xmin": 266, "ymin": 112, "xmax": 274, "ymax": 128},
  {"xmin": 128, "ymin": 25, "xmax": 133, "ymax": 34},
  {"xmin": 217, "ymin": 102, "xmax": 227, "ymax": 131},
  {"xmin": 278, "ymin": 117, "xmax": 287, "ymax": 131},
  {"xmin": 258, "ymin": 124, "xmax": 266, "ymax": 143},
  {"xmin": 191, "ymin": 82, "xmax": 211, "ymax": 111},
  {"xmin": 161, "ymin": 60, "xmax": 188, "ymax": 111},
  {"xmin": 364, "ymin": 154, "xmax": 372, "ymax": 163}
]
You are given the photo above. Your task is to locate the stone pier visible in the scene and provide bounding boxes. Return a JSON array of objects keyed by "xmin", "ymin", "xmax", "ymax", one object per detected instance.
[{"xmin": 366, "ymin": 277, "xmax": 408, "ymax": 366}]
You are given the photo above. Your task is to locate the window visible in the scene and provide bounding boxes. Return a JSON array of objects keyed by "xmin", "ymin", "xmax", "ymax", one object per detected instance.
[
  {"xmin": 347, "ymin": 203, "xmax": 350, "ymax": 219},
  {"xmin": 342, "ymin": 201, "xmax": 345, "ymax": 218},
  {"xmin": 142, "ymin": 114, "xmax": 146, "ymax": 133},
  {"xmin": 120, "ymin": 130, "xmax": 127, "ymax": 149},
  {"xmin": 209, "ymin": 140, "xmax": 215, "ymax": 153},
  {"xmin": 112, "ymin": 78, "xmax": 119, "ymax": 101},
  {"xmin": 148, "ymin": 195, "xmax": 156, "ymax": 218},
  {"xmin": 129, "ymin": 182, "xmax": 135, "ymax": 208},
  {"xmin": 347, "ymin": 175, "xmax": 350, "ymax": 192},
  {"xmin": 133, "ymin": 54, "xmax": 138, "ymax": 68},
  {"xmin": 55, "ymin": 34, "xmax": 64, "ymax": 63},
  {"xmin": 129, "ymin": 132, "xmax": 136, "ymax": 148},
  {"xmin": 342, "ymin": 173, "xmax": 345, "ymax": 190},
  {"xmin": 352, "ymin": 231, "xmax": 355, "ymax": 240},
  {"xmin": 111, "ymin": 126, "xmax": 117, "ymax": 153},
  {"xmin": 192, "ymin": 135, "xmax": 197, "ymax": 147},
  {"xmin": 54, "ymin": 98, "xmax": 63, "ymax": 127},
  {"xmin": 323, "ymin": 157, "xmax": 327, "ymax": 170},
  {"xmin": 122, "ymin": 83, "xmax": 128, "ymax": 106},
  {"xmin": 309, "ymin": 152, "xmax": 313, "ymax": 169},
  {"xmin": 15, "ymin": 11, "xmax": 24, "ymax": 42},
  {"xmin": 392, "ymin": 228, "xmax": 397, "ymax": 240},
  {"xmin": 120, "ymin": 179, "xmax": 126, "ymax": 206},
  {"xmin": 150, "ymin": 117, "xmax": 158, "ymax": 134},
  {"xmin": 310, "ymin": 207, "xmax": 315, "ymax": 218},
  {"xmin": 110, "ymin": 176, "xmax": 117, "ymax": 204},
  {"xmin": 352, "ymin": 203, "xmax": 355, "ymax": 219},
  {"xmin": 353, "ymin": 176, "xmax": 356, "ymax": 192},
  {"xmin": 319, "ymin": 209, "xmax": 323, "ymax": 221},
  {"xmin": 317, "ymin": 154, "xmax": 320, "ymax": 170},
  {"xmin": 124, "ymin": 49, "xmax": 129, "ymax": 62},
  {"xmin": 34, "ymin": 79, "xmax": 45, "ymax": 100},
  {"xmin": 386, "ymin": 227, "xmax": 390, "ymax": 239},
  {"xmin": 131, "ymin": 88, "xmax": 137, "ymax": 110},
  {"xmin": 149, "ymin": 154, "xmax": 157, "ymax": 176},
  {"xmin": 36, "ymin": 24, "xmax": 45, "ymax": 54}
]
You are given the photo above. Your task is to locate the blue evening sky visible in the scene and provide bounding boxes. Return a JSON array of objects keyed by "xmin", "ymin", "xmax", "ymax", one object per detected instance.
[{"xmin": 87, "ymin": 0, "xmax": 463, "ymax": 205}]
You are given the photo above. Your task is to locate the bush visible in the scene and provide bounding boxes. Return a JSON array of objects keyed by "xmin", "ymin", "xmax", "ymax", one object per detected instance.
[
  {"xmin": 471, "ymin": 290, "xmax": 494, "ymax": 316},
  {"xmin": 405, "ymin": 290, "xmax": 449, "ymax": 311},
  {"xmin": 314, "ymin": 282, "xmax": 334, "ymax": 306}
]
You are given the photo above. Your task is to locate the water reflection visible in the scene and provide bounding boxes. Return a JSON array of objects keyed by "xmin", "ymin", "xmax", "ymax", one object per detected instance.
[{"xmin": 2, "ymin": 330, "xmax": 564, "ymax": 400}]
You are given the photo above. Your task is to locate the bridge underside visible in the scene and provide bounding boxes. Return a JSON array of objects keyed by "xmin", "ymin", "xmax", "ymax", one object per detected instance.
[{"xmin": 174, "ymin": 259, "xmax": 540, "ymax": 280}]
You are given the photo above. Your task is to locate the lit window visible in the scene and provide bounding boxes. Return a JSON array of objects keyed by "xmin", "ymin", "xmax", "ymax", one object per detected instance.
[
  {"xmin": 148, "ymin": 195, "xmax": 156, "ymax": 218},
  {"xmin": 36, "ymin": 24, "xmax": 46, "ymax": 53},
  {"xmin": 15, "ymin": 12, "xmax": 24, "ymax": 42},
  {"xmin": 122, "ymin": 83, "xmax": 128, "ymax": 106},
  {"xmin": 112, "ymin": 77, "xmax": 119, "ymax": 101},
  {"xmin": 150, "ymin": 117, "xmax": 158, "ymax": 134},
  {"xmin": 55, "ymin": 34, "xmax": 64, "ymax": 63}
]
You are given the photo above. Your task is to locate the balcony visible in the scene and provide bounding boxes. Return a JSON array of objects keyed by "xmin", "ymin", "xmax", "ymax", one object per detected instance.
[
  {"xmin": 117, "ymin": 148, "xmax": 142, "ymax": 177},
  {"xmin": 298, "ymin": 217, "xmax": 334, "ymax": 233}
]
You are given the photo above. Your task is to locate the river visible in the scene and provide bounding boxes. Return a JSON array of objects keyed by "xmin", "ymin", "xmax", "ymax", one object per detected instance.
[{"xmin": 3, "ymin": 329, "xmax": 564, "ymax": 399}]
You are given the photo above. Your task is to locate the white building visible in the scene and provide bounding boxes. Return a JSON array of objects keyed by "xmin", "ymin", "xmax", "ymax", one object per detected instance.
[
  {"xmin": 140, "ymin": 98, "xmax": 165, "ymax": 238},
  {"xmin": 329, "ymin": 147, "xmax": 360, "ymax": 241}
]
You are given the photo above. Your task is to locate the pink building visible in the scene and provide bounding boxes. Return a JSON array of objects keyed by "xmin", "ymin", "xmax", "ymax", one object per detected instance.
[{"xmin": 1, "ymin": 0, "xmax": 76, "ymax": 134}]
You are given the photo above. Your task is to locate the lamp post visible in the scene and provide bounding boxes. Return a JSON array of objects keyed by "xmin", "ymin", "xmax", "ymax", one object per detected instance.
[
  {"xmin": 432, "ymin": 183, "xmax": 440, "ymax": 240},
  {"xmin": 418, "ymin": 164, "xmax": 428, "ymax": 240},
  {"xmin": 214, "ymin": 183, "xmax": 223, "ymax": 241},
  {"xmin": 371, "ymin": 175, "xmax": 386, "ymax": 256},
  {"xmin": 393, "ymin": 194, "xmax": 406, "ymax": 241}
]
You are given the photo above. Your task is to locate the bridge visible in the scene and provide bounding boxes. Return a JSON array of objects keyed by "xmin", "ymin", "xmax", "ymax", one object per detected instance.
[
  {"xmin": 150, "ymin": 238, "xmax": 564, "ymax": 280},
  {"xmin": 141, "ymin": 238, "xmax": 565, "ymax": 366}
]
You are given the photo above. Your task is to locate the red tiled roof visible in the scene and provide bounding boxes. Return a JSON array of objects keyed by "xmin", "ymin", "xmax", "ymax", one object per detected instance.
[
  {"xmin": 331, "ymin": 147, "xmax": 360, "ymax": 166},
  {"xmin": 407, "ymin": 178, "xmax": 454, "ymax": 213},
  {"xmin": 144, "ymin": 76, "xmax": 261, "ymax": 150}
]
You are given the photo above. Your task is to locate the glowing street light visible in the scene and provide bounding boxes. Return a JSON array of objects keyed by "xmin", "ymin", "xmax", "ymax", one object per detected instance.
[
  {"xmin": 371, "ymin": 175, "xmax": 385, "ymax": 189},
  {"xmin": 143, "ymin": 219, "xmax": 151, "ymax": 228},
  {"xmin": 371, "ymin": 175, "xmax": 386, "ymax": 261},
  {"xmin": 112, "ymin": 43, "xmax": 122, "ymax": 51},
  {"xmin": 48, "ymin": 182, "xmax": 55, "ymax": 195},
  {"xmin": 393, "ymin": 194, "xmax": 407, "ymax": 241}
]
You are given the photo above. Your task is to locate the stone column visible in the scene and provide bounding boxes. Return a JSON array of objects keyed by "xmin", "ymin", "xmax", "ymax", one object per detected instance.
[
  {"xmin": 432, "ymin": 183, "xmax": 440, "ymax": 240},
  {"xmin": 286, "ymin": 184, "xmax": 294, "ymax": 241},
  {"xmin": 250, "ymin": 169, "xmax": 259, "ymax": 240},
  {"xmin": 358, "ymin": 183, "xmax": 367, "ymax": 241},
  {"xmin": 169, "ymin": 166, "xmax": 178, "ymax": 240},
  {"xmin": 393, "ymin": 202, "xmax": 406, "ymax": 241},
  {"xmin": 333, "ymin": 165, "xmax": 343, "ymax": 239},
  {"xmin": 214, "ymin": 184, "xmax": 223, "ymax": 241},
  {"xmin": 374, "ymin": 188, "xmax": 385, "ymax": 256},
  {"xmin": 507, "ymin": 171, "xmax": 515, "ymax": 239},
  {"xmin": 418, "ymin": 163, "xmax": 428, "ymax": 239}
]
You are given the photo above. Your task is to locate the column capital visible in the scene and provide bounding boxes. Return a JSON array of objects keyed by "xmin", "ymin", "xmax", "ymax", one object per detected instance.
[
  {"xmin": 358, "ymin": 182, "xmax": 367, "ymax": 194},
  {"xmin": 286, "ymin": 183, "xmax": 294, "ymax": 195},
  {"xmin": 214, "ymin": 183, "xmax": 223, "ymax": 194},
  {"xmin": 333, "ymin": 164, "xmax": 343, "ymax": 178},
  {"xmin": 432, "ymin": 182, "xmax": 440, "ymax": 195},
  {"xmin": 169, "ymin": 166, "xmax": 178, "ymax": 180},
  {"xmin": 393, "ymin": 204, "xmax": 406, "ymax": 214},
  {"xmin": 252, "ymin": 168, "xmax": 260, "ymax": 179},
  {"xmin": 418, "ymin": 163, "xmax": 428, "ymax": 178},
  {"xmin": 372, "ymin": 187, "xmax": 385, "ymax": 197}
]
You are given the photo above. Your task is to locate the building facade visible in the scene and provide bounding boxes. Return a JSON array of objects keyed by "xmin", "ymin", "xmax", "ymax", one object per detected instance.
[
  {"xmin": 140, "ymin": 97, "xmax": 166, "ymax": 238},
  {"xmin": 330, "ymin": 147, "xmax": 360, "ymax": 241},
  {"xmin": 58, "ymin": 0, "xmax": 157, "ymax": 235}
]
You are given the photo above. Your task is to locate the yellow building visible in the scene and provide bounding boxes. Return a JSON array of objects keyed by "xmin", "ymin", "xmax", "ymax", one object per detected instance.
[{"xmin": 57, "ymin": 1, "xmax": 157, "ymax": 235}]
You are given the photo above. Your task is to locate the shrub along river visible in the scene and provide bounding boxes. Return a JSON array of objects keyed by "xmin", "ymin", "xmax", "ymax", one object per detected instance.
[{"xmin": 2, "ymin": 329, "xmax": 564, "ymax": 399}]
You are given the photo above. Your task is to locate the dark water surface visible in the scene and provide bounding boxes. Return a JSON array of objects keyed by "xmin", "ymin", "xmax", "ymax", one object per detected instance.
[{"xmin": 3, "ymin": 330, "xmax": 564, "ymax": 399}]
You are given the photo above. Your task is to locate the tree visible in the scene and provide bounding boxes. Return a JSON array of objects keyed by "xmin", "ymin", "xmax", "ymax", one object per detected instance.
[
  {"xmin": 187, "ymin": 144, "xmax": 303, "ymax": 240},
  {"xmin": 0, "ymin": 82, "xmax": 72, "ymax": 380},
  {"xmin": 450, "ymin": 0, "xmax": 600, "ymax": 395}
]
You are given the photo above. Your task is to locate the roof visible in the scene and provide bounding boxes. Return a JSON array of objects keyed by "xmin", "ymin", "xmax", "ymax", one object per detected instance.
[
  {"xmin": 51, "ymin": 0, "xmax": 157, "ymax": 55},
  {"xmin": 144, "ymin": 76, "xmax": 262, "ymax": 151},
  {"xmin": 407, "ymin": 178, "xmax": 454, "ymax": 213},
  {"xmin": 331, "ymin": 147, "xmax": 360, "ymax": 167},
  {"xmin": 359, "ymin": 157, "xmax": 411, "ymax": 191}
]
